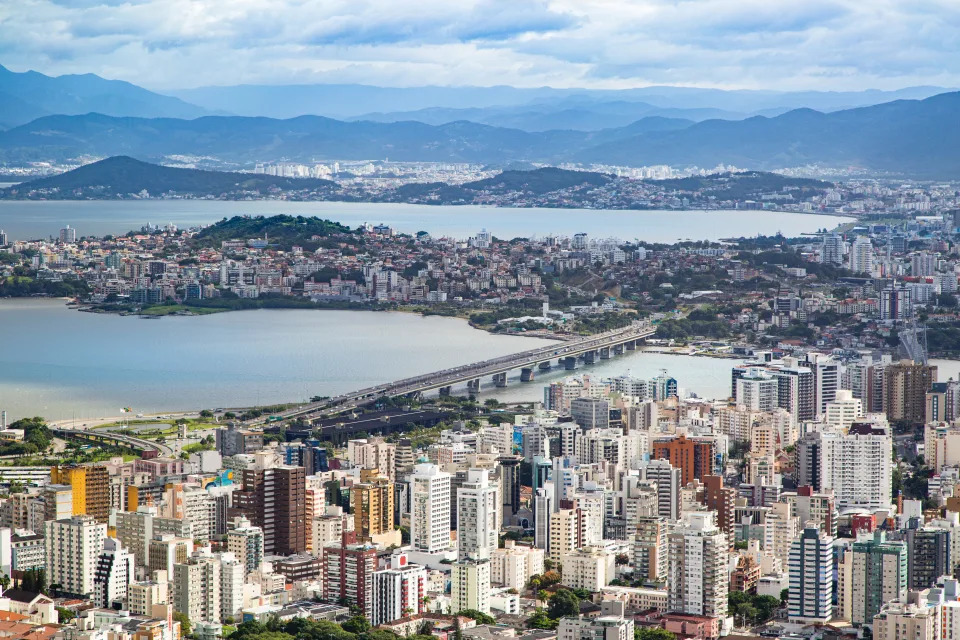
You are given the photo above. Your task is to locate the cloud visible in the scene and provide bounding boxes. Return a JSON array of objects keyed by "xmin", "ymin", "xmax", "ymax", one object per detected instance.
[{"xmin": 0, "ymin": 0, "xmax": 958, "ymax": 91}]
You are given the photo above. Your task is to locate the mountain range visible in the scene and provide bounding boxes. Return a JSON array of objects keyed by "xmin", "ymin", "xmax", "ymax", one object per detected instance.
[
  {"xmin": 0, "ymin": 92, "xmax": 958, "ymax": 176},
  {"xmin": 0, "ymin": 64, "xmax": 212, "ymax": 129}
]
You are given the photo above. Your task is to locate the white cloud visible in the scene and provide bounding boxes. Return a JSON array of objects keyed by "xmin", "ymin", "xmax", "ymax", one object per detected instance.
[{"xmin": 0, "ymin": 0, "xmax": 958, "ymax": 90}]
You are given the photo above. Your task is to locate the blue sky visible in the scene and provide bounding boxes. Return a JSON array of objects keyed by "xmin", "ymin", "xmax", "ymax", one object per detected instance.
[{"xmin": 1, "ymin": 0, "xmax": 958, "ymax": 91}]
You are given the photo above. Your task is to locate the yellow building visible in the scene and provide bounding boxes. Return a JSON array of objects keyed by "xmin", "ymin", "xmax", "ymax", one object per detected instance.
[
  {"xmin": 351, "ymin": 469, "xmax": 395, "ymax": 542},
  {"xmin": 50, "ymin": 465, "xmax": 110, "ymax": 523}
]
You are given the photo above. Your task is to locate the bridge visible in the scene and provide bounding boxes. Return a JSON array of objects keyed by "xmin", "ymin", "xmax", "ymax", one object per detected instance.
[
  {"xmin": 253, "ymin": 321, "xmax": 657, "ymax": 425},
  {"xmin": 52, "ymin": 427, "xmax": 175, "ymax": 457}
]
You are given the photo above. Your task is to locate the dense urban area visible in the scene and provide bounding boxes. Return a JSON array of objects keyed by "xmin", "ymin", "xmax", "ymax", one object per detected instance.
[{"xmin": 0, "ymin": 174, "xmax": 959, "ymax": 640}]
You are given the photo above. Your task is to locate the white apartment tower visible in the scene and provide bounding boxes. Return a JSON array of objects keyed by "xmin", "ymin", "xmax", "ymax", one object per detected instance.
[
  {"xmin": 93, "ymin": 537, "xmax": 135, "ymax": 609},
  {"xmin": 457, "ymin": 468, "xmax": 500, "ymax": 561},
  {"xmin": 410, "ymin": 463, "xmax": 451, "ymax": 553},
  {"xmin": 667, "ymin": 512, "xmax": 728, "ymax": 618},
  {"xmin": 850, "ymin": 236, "xmax": 874, "ymax": 275},
  {"xmin": 45, "ymin": 515, "xmax": 107, "ymax": 597}
]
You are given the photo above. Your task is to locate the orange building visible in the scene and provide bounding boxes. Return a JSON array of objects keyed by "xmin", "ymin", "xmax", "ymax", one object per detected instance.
[{"xmin": 652, "ymin": 435, "xmax": 715, "ymax": 486}]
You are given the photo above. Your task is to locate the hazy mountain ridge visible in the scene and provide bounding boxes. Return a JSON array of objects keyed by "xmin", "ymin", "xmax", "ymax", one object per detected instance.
[
  {"xmin": 0, "ymin": 64, "xmax": 212, "ymax": 128},
  {"xmin": 0, "ymin": 92, "xmax": 957, "ymax": 177}
]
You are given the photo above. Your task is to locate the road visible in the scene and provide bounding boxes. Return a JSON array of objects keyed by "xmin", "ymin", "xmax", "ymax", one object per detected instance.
[{"xmin": 245, "ymin": 321, "xmax": 655, "ymax": 426}]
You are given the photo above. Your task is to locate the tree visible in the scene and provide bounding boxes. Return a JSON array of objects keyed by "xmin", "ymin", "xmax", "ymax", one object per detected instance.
[
  {"xmin": 736, "ymin": 603, "xmax": 758, "ymax": 626},
  {"xmin": 615, "ymin": 553, "xmax": 630, "ymax": 565},
  {"xmin": 547, "ymin": 589, "xmax": 581, "ymax": 619},
  {"xmin": 780, "ymin": 588, "xmax": 789, "ymax": 605},
  {"xmin": 199, "ymin": 410, "xmax": 214, "ymax": 418},
  {"xmin": 526, "ymin": 609, "xmax": 558, "ymax": 630},
  {"xmin": 635, "ymin": 629, "xmax": 676, "ymax": 640},
  {"xmin": 57, "ymin": 607, "xmax": 77, "ymax": 622},
  {"xmin": 174, "ymin": 612, "xmax": 192, "ymax": 638},
  {"xmin": 456, "ymin": 610, "xmax": 495, "ymax": 625},
  {"xmin": 341, "ymin": 616, "xmax": 370, "ymax": 634}
]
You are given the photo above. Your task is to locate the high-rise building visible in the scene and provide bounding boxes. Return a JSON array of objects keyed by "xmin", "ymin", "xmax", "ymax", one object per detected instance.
[
  {"xmin": 821, "ymin": 233, "xmax": 845, "ymax": 266},
  {"xmin": 840, "ymin": 531, "xmax": 908, "ymax": 626},
  {"xmin": 371, "ymin": 553, "xmax": 427, "ymax": 626},
  {"xmin": 850, "ymin": 236, "xmax": 874, "ymax": 274},
  {"xmin": 912, "ymin": 252, "xmax": 938, "ymax": 277},
  {"xmin": 50, "ymin": 465, "xmax": 110, "ymax": 523},
  {"xmin": 667, "ymin": 512, "xmax": 728, "ymax": 618},
  {"xmin": 652, "ymin": 435, "xmax": 716, "ymax": 486},
  {"xmin": 233, "ymin": 465, "xmax": 306, "ymax": 555},
  {"xmin": 218, "ymin": 553, "xmax": 244, "ymax": 621},
  {"xmin": 788, "ymin": 526, "xmax": 834, "ymax": 624},
  {"xmin": 457, "ymin": 469, "xmax": 500, "ymax": 561},
  {"xmin": 549, "ymin": 508, "xmax": 589, "ymax": 565},
  {"xmin": 115, "ymin": 507, "xmax": 192, "ymax": 568},
  {"xmin": 702, "ymin": 475, "xmax": 736, "ymax": 549},
  {"xmin": 736, "ymin": 370, "xmax": 778, "ymax": 412},
  {"xmin": 571, "ymin": 397, "xmax": 610, "ymax": 430},
  {"xmin": 633, "ymin": 516, "xmax": 668, "ymax": 584},
  {"xmin": 173, "ymin": 554, "xmax": 222, "ymax": 624},
  {"xmin": 635, "ymin": 459, "xmax": 681, "ymax": 520},
  {"xmin": 226, "ymin": 516, "xmax": 264, "ymax": 577},
  {"xmin": 883, "ymin": 360, "xmax": 937, "ymax": 423},
  {"xmin": 881, "ymin": 286, "xmax": 913, "ymax": 321},
  {"xmin": 93, "ymin": 537, "xmax": 134, "ymax": 609},
  {"xmin": 409, "ymin": 463, "xmax": 451, "ymax": 553},
  {"xmin": 323, "ymin": 534, "xmax": 378, "ymax": 620},
  {"xmin": 45, "ymin": 515, "xmax": 107, "ymax": 598},
  {"xmin": 348, "ymin": 438, "xmax": 397, "ymax": 482},
  {"xmin": 819, "ymin": 422, "xmax": 893, "ymax": 512},
  {"xmin": 59, "ymin": 225, "xmax": 77, "ymax": 244},
  {"xmin": 450, "ymin": 557, "xmax": 491, "ymax": 614},
  {"xmin": 351, "ymin": 470, "xmax": 395, "ymax": 542},
  {"xmin": 498, "ymin": 455, "xmax": 522, "ymax": 525},
  {"xmin": 824, "ymin": 390, "xmax": 864, "ymax": 428},
  {"xmin": 534, "ymin": 488, "xmax": 553, "ymax": 551},
  {"xmin": 903, "ymin": 527, "xmax": 950, "ymax": 590},
  {"xmin": 0, "ymin": 230, "xmax": 7, "ymax": 247}
]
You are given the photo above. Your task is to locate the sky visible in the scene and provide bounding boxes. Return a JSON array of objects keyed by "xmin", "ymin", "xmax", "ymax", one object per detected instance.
[{"xmin": 1, "ymin": 0, "xmax": 959, "ymax": 91}]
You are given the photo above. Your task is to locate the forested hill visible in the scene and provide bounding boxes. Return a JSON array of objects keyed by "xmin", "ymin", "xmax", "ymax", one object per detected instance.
[
  {"xmin": 193, "ymin": 215, "xmax": 355, "ymax": 249},
  {"xmin": 0, "ymin": 156, "xmax": 338, "ymax": 199}
]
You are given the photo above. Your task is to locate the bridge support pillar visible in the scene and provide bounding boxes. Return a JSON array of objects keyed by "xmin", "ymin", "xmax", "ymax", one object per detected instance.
[
  {"xmin": 538, "ymin": 361, "xmax": 552, "ymax": 371},
  {"xmin": 521, "ymin": 368, "xmax": 535, "ymax": 382},
  {"xmin": 467, "ymin": 378, "xmax": 481, "ymax": 396},
  {"xmin": 493, "ymin": 372, "xmax": 508, "ymax": 388},
  {"xmin": 584, "ymin": 350, "xmax": 597, "ymax": 365},
  {"xmin": 613, "ymin": 344, "xmax": 624, "ymax": 356},
  {"xmin": 625, "ymin": 340, "xmax": 636, "ymax": 351},
  {"xmin": 439, "ymin": 386, "xmax": 452, "ymax": 396},
  {"xmin": 599, "ymin": 346, "xmax": 611, "ymax": 360},
  {"xmin": 564, "ymin": 357, "xmax": 577, "ymax": 370}
]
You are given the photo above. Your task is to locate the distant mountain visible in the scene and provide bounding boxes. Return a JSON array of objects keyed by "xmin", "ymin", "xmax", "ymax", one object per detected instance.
[
  {"xmin": 1, "ymin": 156, "xmax": 336, "ymax": 199},
  {"xmin": 0, "ymin": 64, "xmax": 211, "ymax": 128},
  {"xmin": 1, "ymin": 92, "xmax": 959, "ymax": 177},
  {"xmin": 171, "ymin": 82, "xmax": 951, "ymax": 120},
  {"xmin": 574, "ymin": 92, "xmax": 960, "ymax": 176},
  {"xmin": 354, "ymin": 103, "xmax": 718, "ymax": 131}
]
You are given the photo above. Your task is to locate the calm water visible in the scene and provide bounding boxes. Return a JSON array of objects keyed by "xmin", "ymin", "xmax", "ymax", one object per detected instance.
[
  {"xmin": 0, "ymin": 200, "xmax": 851, "ymax": 242},
  {"xmin": 0, "ymin": 299, "xmax": 737, "ymax": 421}
]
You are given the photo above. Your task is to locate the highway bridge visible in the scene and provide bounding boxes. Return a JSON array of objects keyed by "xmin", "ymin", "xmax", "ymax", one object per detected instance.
[
  {"xmin": 254, "ymin": 322, "xmax": 656, "ymax": 425},
  {"xmin": 52, "ymin": 427, "xmax": 175, "ymax": 457}
]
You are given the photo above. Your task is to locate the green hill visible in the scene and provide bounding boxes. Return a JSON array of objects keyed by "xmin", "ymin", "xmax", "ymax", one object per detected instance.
[
  {"xmin": 193, "ymin": 215, "xmax": 354, "ymax": 249},
  {"xmin": 1, "ymin": 156, "xmax": 338, "ymax": 199},
  {"xmin": 461, "ymin": 167, "xmax": 611, "ymax": 195}
]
